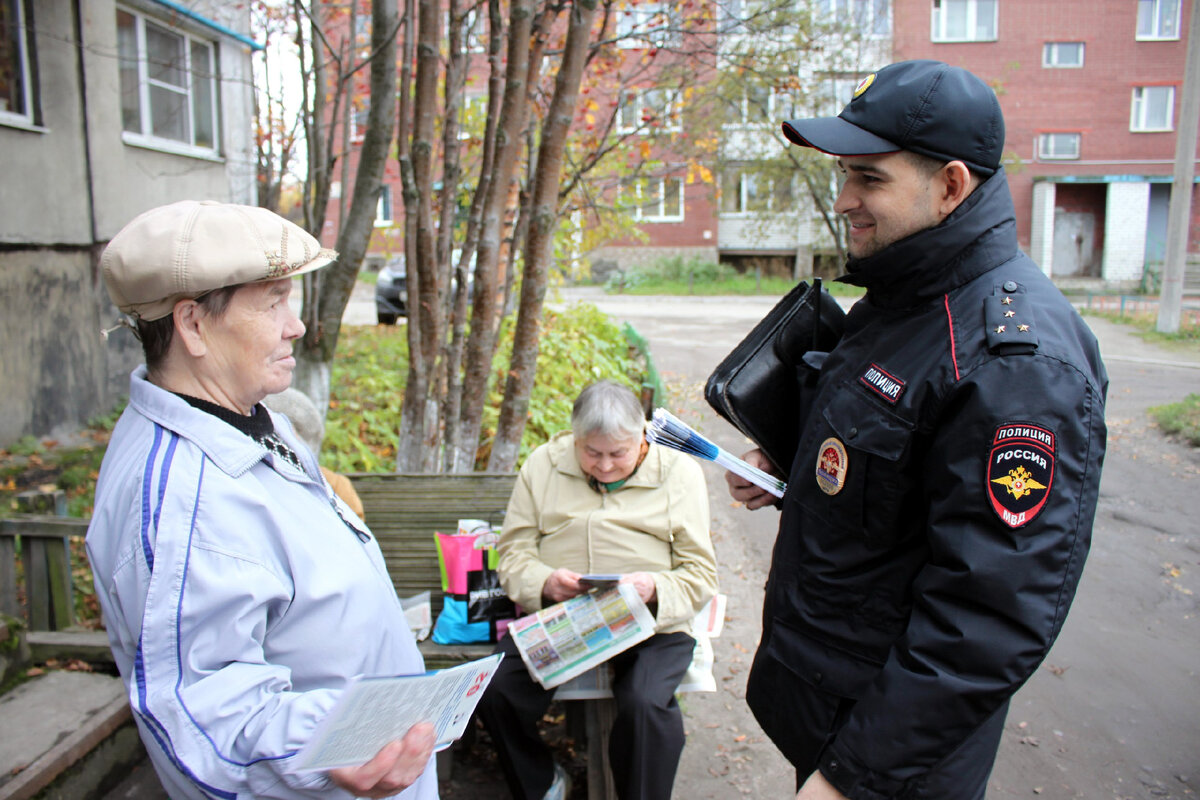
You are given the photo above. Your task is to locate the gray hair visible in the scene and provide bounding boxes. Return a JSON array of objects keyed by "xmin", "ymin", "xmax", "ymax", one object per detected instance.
[
  {"xmin": 571, "ymin": 380, "xmax": 646, "ymax": 440},
  {"xmin": 263, "ymin": 388, "xmax": 324, "ymax": 454}
]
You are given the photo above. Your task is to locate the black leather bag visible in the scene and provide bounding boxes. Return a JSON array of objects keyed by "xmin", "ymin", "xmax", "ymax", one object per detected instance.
[{"xmin": 704, "ymin": 280, "xmax": 846, "ymax": 474}]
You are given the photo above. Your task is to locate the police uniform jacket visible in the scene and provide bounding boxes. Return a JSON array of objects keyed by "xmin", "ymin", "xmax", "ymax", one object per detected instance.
[
  {"xmin": 87, "ymin": 367, "xmax": 437, "ymax": 800},
  {"xmin": 747, "ymin": 168, "xmax": 1108, "ymax": 798}
]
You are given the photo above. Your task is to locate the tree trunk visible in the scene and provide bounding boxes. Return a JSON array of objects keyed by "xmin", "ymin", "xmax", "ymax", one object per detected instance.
[
  {"xmin": 294, "ymin": 0, "xmax": 399, "ymax": 411},
  {"xmin": 440, "ymin": 0, "xmax": 504, "ymax": 468},
  {"xmin": 489, "ymin": 0, "xmax": 599, "ymax": 472},
  {"xmin": 450, "ymin": 0, "xmax": 538, "ymax": 473}
]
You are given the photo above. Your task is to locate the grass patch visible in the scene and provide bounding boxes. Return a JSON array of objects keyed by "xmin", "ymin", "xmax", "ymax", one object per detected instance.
[
  {"xmin": 604, "ymin": 255, "xmax": 864, "ymax": 298},
  {"xmin": 1079, "ymin": 308, "xmax": 1200, "ymax": 349},
  {"xmin": 1149, "ymin": 394, "xmax": 1200, "ymax": 447}
]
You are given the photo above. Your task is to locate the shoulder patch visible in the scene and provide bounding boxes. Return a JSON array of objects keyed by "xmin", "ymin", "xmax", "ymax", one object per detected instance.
[
  {"xmin": 985, "ymin": 284, "xmax": 1039, "ymax": 353},
  {"xmin": 859, "ymin": 363, "xmax": 905, "ymax": 404},
  {"xmin": 987, "ymin": 423, "xmax": 1055, "ymax": 528}
]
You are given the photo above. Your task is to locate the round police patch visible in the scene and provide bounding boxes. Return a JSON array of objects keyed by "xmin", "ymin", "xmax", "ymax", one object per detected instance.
[
  {"xmin": 815, "ymin": 437, "xmax": 848, "ymax": 496},
  {"xmin": 987, "ymin": 423, "xmax": 1056, "ymax": 528},
  {"xmin": 853, "ymin": 73, "xmax": 875, "ymax": 98}
]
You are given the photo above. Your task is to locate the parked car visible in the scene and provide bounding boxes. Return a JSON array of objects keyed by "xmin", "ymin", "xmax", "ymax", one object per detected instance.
[
  {"xmin": 373, "ymin": 252, "xmax": 476, "ymax": 325},
  {"xmin": 375, "ymin": 257, "xmax": 407, "ymax": 324}
]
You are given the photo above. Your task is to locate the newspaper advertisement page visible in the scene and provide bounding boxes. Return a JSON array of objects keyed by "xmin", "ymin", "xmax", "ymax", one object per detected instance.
[
  {"xmin": 510, "ymin": 582, "xmax": 656, "ymax": 689},
  {"xmin": 291, "ymin": 654, "xmax": 503, "ymax": 773}
]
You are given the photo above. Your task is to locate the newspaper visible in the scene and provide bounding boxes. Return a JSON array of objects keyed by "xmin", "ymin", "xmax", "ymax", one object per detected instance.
[
  {"xmin": 509, "ymin": 582, "xmax": 656, "ymax": 689},
  {"xmin": 291, "ymin": 654, "xmax": 503, "ymax": 773}
]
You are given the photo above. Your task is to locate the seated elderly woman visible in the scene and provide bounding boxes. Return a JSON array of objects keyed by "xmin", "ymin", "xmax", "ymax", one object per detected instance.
[
  {"xmin": 476, "ymin": 380, "xmax": 718, "ymax": 800},
  {"xmin": 86, "ymin": 201, "xmax": 436, "ymax": 800}
]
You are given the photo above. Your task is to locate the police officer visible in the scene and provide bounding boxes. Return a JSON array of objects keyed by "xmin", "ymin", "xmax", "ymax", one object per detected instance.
[{"xmin": 725, "ymin": 60, "xmax": 1108, "ymax": 800}]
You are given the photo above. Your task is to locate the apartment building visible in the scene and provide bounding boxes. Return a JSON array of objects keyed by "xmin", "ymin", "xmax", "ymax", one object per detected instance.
[
  {"xmin": 0, "ymin": 0, "xmax": 260, "ymax": 446},
  {"xmin": 895, "ymin": 0, "xmax": 1199, "ymax": 287}
]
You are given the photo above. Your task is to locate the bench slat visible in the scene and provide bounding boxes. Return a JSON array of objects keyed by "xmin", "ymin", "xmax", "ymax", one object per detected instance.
[{"xmin": 351, "ymin": 473, "xmax": 517, "ymax": 613}]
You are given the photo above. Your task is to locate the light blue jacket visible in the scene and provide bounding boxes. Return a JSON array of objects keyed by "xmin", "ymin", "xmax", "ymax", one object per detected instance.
[{"xmin": 86, "ymin": 367, "xmax": 437, "ymax": 800}]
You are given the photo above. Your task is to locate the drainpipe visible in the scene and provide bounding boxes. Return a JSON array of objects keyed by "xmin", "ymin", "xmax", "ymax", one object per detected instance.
[{"xmin": 72, "ymin": 0, "xmax": 98, "ymax": 254}]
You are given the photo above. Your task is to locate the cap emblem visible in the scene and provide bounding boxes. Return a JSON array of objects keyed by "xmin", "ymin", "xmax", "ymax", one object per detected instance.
[{"xmin": 853, "ymin": 73, "xmax": 876, "ymax": 98}]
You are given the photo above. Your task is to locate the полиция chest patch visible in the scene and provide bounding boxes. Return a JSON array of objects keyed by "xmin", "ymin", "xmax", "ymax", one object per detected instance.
[{"xmin": 987, "ymin": 423, "xmax": 1055, "ymax": 528}]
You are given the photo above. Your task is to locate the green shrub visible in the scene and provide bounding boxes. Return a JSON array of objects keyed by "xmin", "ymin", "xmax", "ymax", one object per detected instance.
[
  {"xmin": 479, "ymin": 303, "xmax": 641, "ymax": 467},
  {"xmin": 323, "ymin": 302, "xmax": 644, "ymax": 472},
  {"xmin": 1149, "ymin": 393, "xmax": 1200, "ymax": 447}
]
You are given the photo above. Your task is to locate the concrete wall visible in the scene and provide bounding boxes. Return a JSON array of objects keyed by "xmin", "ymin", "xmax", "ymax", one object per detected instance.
[
  {"xmin": 1030, "ymin": 181, "xmax": 1056, "ymax": 275},
  {"xmin": 1102, "ymin": 182, "xmax": 1151, "ymax": 283},
  {"xmin": 0, "ymin": 249, "xmax": 141, "ymax": 445},
  {"xmin": 83, "ymin": 0, "xmax": 257, "ymax": 239},
  {"xmin": 587, "ymin": 245, "xmax": 721, "ymax": 274},
  {"xmin": 0, "ymin": 0, "xmax": 257, "ymax": 447}
]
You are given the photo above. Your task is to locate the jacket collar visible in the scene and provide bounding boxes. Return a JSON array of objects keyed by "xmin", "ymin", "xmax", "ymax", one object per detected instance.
[
  {"xmin": 128, "ymin": 366, "xmax": 315, "ymax": 479},
  {"xmin": 836, "ymin": 167, "xmax": 1019, "ymax": 309},
  {"xmin": 546, "ymin": 430, "xmax": 664, "ymax": 489}
]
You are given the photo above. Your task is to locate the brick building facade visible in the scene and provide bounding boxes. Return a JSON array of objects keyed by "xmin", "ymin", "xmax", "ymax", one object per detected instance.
[{"xmin": 894, "ymin": 0, "xmax": 1199, "ymax": 287}]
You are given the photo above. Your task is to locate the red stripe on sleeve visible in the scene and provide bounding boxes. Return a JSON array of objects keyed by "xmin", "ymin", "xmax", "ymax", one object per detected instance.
[{"xmin": 944, "ymin": 294, "xmax": 960, "ymax": 381}]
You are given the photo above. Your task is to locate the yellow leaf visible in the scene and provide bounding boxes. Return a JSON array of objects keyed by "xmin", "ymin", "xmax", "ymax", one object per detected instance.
[
  {"xmin": 639, "ymin": 140, "xmax": 652, "ymax": 158},
  {"xmin": 586, "ymin": 113, "xmax": 595, "ymax": 125}
]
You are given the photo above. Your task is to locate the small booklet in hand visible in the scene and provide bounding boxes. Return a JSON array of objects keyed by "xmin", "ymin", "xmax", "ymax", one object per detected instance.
[{"xmin": 291, "ymin": 654, "xmax": 503, "ymax": 773}]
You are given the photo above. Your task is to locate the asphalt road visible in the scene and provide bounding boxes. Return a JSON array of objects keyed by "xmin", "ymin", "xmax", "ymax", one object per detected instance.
[{"xmin": 558, "ymin": 288, "xmax": 1200, "ymax": 800}]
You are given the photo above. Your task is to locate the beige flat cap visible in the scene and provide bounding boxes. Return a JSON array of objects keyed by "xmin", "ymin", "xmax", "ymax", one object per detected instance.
[{"xmin": 101, "ymin": 200, "xmax": 337, "ymax": 321}]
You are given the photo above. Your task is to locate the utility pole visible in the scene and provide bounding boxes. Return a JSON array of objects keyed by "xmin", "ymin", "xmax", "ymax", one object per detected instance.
[{"xmin": 1158, "ymin": 0, "xmax": 1200, "ymax": 333}]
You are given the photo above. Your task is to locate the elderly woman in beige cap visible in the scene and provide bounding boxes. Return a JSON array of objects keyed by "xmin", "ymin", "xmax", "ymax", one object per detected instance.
[{"xmin": 86, "ymin": 201, "xmax": 436, "ymax": 800}]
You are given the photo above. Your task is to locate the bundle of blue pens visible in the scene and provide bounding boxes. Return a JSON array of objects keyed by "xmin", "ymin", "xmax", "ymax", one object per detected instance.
[{"xmin": 646, "ymin": 408, "xmax": 787, "ymax": 499}]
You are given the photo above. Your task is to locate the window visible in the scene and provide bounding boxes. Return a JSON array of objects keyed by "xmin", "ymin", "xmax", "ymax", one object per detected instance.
[
  {"xmin": 376, "ymin": 186, "xmax": 393, "ymax": 226},
  {"xmin": 726, "ymin": 86, "xmax": 795, "ymax": 126},
  {"xmin": 1137, "ymin": 0, "xmax": 1181, "ymax": 39},
  {"xmin": 616, "ymin": 89, "xmax": 681, "ymax": 133},
  {"xmin": 616, "ymin": 2, "xmax": 678, "ymax": 48},
  {"xmin": 931, "ymin": 0, "xmax": 997, "ymax": 42},
  {"xmin": 117, "ymin": 7, "xmax": 219, "ymax": 155},
  {"xmin": 816, "ymin": 73, "xmax": 865, "ymax": 116},
  {"xmin": 1131, "ymin": 85, "xmax": 1175, "ymax": 131},
  {"xmin": 1037, "ymin": 132, "xmax": 1080, "ymax": 160},
  {"xmin": 721, "ymin": 168, "xmax": 793, "ymax": 214},
  {"xmin": 1043, "ymin": 42, "xmax": 1084, "ymax": 68},
  {"xmin": 0, "ymin": 0, "xmax": 38, "ymax": 127},
  {"xmin": 631, "ymin": 177, "xmax": 684, "ymax": 221},
  {"xmin": 351, "ymin": 104, "xmax": 369, "ymax": 143},
  {"xmin": 727, "ymin": 0, "xmax": 801, "ymax": 33},
  {"xmin": 816, "ymin": 0, "xmax": 891, "ymax": 37},
  {"xmin": 447, "ymin": 6, "xmax": 487, "ymax": 53}
]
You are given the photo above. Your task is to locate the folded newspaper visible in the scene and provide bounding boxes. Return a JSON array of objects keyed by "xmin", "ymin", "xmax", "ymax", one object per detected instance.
[
  {"xmin": 291, "ymin": 654, "xmax": 503, "ymax": 772},
  {"xmin": 509, "ymin": 582, "xmax": 656, "ymax": 689}
]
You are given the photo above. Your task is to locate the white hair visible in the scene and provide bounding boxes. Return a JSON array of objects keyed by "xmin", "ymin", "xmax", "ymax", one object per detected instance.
[{"xmin": 571, "ymin": 380, "xmax": 646, "ymax": 440}]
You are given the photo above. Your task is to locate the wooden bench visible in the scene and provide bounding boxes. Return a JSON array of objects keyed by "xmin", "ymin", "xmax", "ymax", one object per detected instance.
[
  {"xmin": 354, "ymin": 472, "xmax": 618, "ymax": 800},
  {"xmin": 1, "ymin": 474, "xmax": 619, "ymax": 799}
]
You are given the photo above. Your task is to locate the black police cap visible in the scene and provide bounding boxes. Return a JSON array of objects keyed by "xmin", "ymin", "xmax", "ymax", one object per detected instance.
[{"xmin": 781, "ymin": 60, "xmax": 1005, "ymax": 176}]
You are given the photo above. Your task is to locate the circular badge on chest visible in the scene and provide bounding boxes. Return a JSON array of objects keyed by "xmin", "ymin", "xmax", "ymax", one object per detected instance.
[{"xmin": 815, "ymin": 437, "xmax": 848, "ymax": 496}]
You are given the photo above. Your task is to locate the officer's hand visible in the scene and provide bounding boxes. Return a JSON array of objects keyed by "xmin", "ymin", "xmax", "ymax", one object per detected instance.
[
  {"xmin": 725, "ymin": 449, "xmax": 781, "ymax": 511},
  {"xmin": 543, "ymin": 567, "xmax": 585, "ymax": 603},
  {"xmin": 796, "ymin": 769, "xmax": 848, "ymax": 800},
  {"xmin": 329, "ymin": 722, "xmax": 435, "ymax": 798}
]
